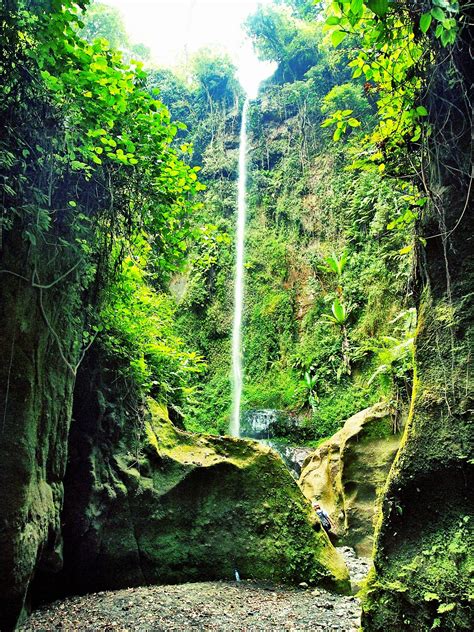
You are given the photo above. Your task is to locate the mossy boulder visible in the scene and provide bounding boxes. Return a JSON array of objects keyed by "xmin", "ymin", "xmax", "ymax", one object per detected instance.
[
  {"xmin": 57, "ymin": 385, "xmax": 349, "ymax": 598},
  {"xmin": 299, "ymin": 403, "xmax": 402, "ymax": 556}
]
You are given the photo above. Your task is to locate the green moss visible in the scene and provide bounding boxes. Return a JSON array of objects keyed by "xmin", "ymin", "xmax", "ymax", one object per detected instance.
[
  {"xmin": 67, "ymin": 397, "xmax": 351, "ymax": 594},
  {"xmin": 363, "ymin": 281, "xmax": 474, "ymax": 631},
  {"xmin": 362, "ymin": 511, "xmax": 473, "ymax": 631},
  {"xmin": 360, "ymin": 415, "xmax": 393, "ymax": 442}
]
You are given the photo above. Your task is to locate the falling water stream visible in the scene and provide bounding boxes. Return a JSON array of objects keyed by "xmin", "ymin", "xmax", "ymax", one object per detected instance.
[{"xmin": 230, "ymin": 97, "xmax": 250, "ymax": 437}]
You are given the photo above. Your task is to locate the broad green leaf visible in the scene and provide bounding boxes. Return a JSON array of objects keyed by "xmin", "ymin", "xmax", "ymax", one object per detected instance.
[
  {"xmin": 350, "ymin": 0, "xmax": 363, "ymax": 15},
  {"xmin": 424, "ymin": 592, "xmax": 439, "ymax": 602},
  {"xmin": 416, "ymin": 105, "xmax": 428, "ymax": 116},
  {"xmin": 326, "ymin": 16, "xmax": 341, "ymax": 25},
  {"xmin": 431, "ymin": 7, "xmax": 445, "ymax": 21},
  {"xmin": 420, "ymin": 13, "xmax": 432, "ymax": 33},
  {"xmin": 331, "ymin": 30, "xmax": 347, "ymax": 47},
  {"xmin": 367, "ymin": 0, "xmax": 389, "ymax": 17},
  {"xmin": 332, "ymin": 299, "xmax": 346, "ymax": 324},
  {"xmin": 440, "ymin": 28, "xmax": 451, "ymax": 46},
  {"xmin": 348, "ymin": 118, "xmax": 361, "ymax": 127},
  {"xmin": 437, "ymin": 603, "xmax": 456, "ymax": 614}
]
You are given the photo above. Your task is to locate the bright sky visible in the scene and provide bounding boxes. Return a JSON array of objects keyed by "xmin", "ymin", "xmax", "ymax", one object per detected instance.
[{"xmin": 104, "ymin": 0, "xmax": 276, "ymax": 97}]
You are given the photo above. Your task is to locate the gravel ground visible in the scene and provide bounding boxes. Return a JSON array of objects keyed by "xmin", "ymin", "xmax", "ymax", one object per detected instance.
[{"xmin": 20, "ymin": 549, "xmax": 371, "ymax": 631}]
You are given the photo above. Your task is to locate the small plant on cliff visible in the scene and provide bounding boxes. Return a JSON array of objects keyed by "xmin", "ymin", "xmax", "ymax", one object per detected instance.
[
  {"xmin": 322, "ymin": 298, "xmax": 354, "ymax": 377},
  {"xmin": 368, "ymin": 308, "xmax": 416, "ymax": 422},
  {"xmin": 303, "ymin": 370, "xmax": 319, "ymax": 412}
]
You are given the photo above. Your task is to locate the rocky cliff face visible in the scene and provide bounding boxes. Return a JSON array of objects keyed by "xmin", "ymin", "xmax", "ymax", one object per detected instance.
[
  {"xmin": 299, "ymin": 403, "xmax": 401, "ymax": 557},
  {"xmin": 49, "ymin": 364, "xmax": 349, "ymax": 598},
  {"xmin": 0, "ymin": 236, "xmax": 82, "ymax": 631},
  {"xmin": 361, "ymin": 15, "xmax": 474, "ymax": 631}
]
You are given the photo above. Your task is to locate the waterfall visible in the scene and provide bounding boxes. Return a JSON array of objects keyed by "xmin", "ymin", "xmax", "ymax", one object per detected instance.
[{"xmin": 230, "ymin": 97, "xmax": 250, "ymax": 437}]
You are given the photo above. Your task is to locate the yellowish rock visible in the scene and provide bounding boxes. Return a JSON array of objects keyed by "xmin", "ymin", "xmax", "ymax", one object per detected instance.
[{"xmin": 299, "ymin": 402, "xmax": 402, "ymax": 556}]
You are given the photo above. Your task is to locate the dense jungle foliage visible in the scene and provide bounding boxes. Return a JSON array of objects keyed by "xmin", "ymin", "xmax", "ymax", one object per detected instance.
[
  {"xmin": 158, "ymin": 2, "xmax": 421, "ymax": 438},
  {"xmin": 1, "ymin": 0, "xmax": 461, "ymax": 438},
  {"xmin": 1, "ymin": 1, "xmax": 471, "ymax": 631},
  {"xmin": 1, "ymin": 0, "xmax": 209, "ymax": 421}
]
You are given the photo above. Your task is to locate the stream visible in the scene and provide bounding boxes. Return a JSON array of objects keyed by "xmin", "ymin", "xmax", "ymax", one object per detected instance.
[{"xmin": 20, "ymin": 548, "xmax": 371, "ymax": 631}]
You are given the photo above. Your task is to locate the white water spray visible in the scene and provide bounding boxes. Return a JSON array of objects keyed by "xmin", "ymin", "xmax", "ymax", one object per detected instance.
[{"xmin": 230, "ymin": 98, "xmax": 250, "ymax": 437}]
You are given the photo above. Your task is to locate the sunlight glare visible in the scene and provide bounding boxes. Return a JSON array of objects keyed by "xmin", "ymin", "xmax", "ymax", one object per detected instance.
[{"xmin": 102, "ymin": 0, "xmax": 276, "ymax": 97}]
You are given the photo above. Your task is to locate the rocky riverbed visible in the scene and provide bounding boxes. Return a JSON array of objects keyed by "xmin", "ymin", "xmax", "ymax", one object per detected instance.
[{"xmin": 20, "ymin": 549, "xmax": 371, "ymax": 631}]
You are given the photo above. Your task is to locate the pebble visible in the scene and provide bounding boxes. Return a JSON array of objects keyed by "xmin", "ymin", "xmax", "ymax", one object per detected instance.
[{"xmin": 20, "ymin": 548, "xmax": 370, "ymax": 631}]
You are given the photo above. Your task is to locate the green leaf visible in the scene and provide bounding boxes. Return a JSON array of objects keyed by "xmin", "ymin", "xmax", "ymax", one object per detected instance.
[
  {"xmin": 399, "ymin": 245, "xmax": 412, "ymax": 255},
  {"xmin": 71, "ymin": 160, "xmax": 87, "ymax": 170},
  {"xmin": 367, "ymin": 0, "xmax": 389, "ymax": 17},
  {"xmin": 348, "ymin": 118, "xmax": 361, "ymax": 127},
  {"xmin": 440, "ymin": 28, "xmax": 451, "ymax": 46},
  {"xmin": 326, "ymin": 16, "xmax": 341, "ymax": 25},
  {"xmin": 431, "ymin": 7, "xmax": 445, "ymax": 21},
  {"xmin": 331, "ymin": 30, "xmax": 347, "ymax": 47},
  {"xmin": 437, "ymin": 603, "xmax": 456, "ymax": 614},
  {"xmin": 331, "ymin": 299, "xmax": 346, "ymax": 324},
  {"xmin": 420, "ymin": 13, "xmax": 432, "ymax": 33},
  {"xmin": 24, "ymin": 230, "xmax": 36, "ymax": 246},
  {"xmin": 416, "ymin": 105, "xmax": 428, "ymax": 116},
  {"xmin": 424, "ymin": 592, "xmax": 439, "ymax": 602},
  {"xmin": 68, "ymin": 200, "xmax": 77, "ymax": 207},
  {"xmin": 350, "ymin": 0, "xmax": 363, "ymax": 15}
]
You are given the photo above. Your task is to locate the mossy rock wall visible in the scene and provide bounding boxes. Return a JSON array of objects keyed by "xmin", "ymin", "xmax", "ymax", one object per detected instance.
[
  {"xmin": 54, "ymin": 364, "xmax": 349, "ymax": 599},
  {"xmin": 0, "ymin": 236, "xmax": 81, "ymax": 631},
  {"xmin": 361, "ymin": 292, "xmax": 474, "ymax": 631},
  {"xmin": 361, "ymin": 23, "xmax": 474, "ymax": 630},
  {"xmin": 299, "ymin": 403, "xmax": 401, "ymax": 556}
]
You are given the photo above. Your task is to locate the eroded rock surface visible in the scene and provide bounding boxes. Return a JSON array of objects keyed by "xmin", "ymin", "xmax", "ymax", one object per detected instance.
[
  {"xmin": 53, "ymin": 389, "xmax": 349, "ymax": 600},
  {"xmin": 0, "ymin": 237, "xmax": 83, "ymax": 631},
  {"xmin": 299, "ymin": 403, "xmax": 401, "ymax": 556}
]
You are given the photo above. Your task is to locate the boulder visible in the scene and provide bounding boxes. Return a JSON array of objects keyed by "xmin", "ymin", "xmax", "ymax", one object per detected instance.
[
  {"xmin": 53, "ymin": 384, "xmax": 349, "ymax": 598},
  {"xmin": 298, "ymin": 402, "xmax": 402, "ymax": 556}
]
